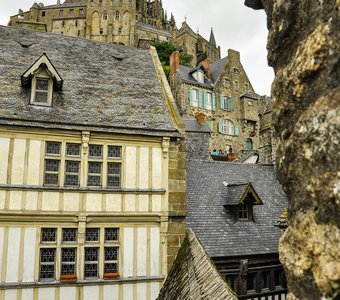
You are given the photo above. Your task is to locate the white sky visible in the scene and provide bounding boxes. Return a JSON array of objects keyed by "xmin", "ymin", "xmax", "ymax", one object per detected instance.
[{"xmin": 0, "ymin": 0, "xmax": 274, "ymax": 95}]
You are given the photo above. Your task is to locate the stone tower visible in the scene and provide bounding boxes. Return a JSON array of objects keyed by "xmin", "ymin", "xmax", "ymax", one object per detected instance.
[{"xmin": 86, "ymin": 0, "xmax": 136, "ymax": 46}]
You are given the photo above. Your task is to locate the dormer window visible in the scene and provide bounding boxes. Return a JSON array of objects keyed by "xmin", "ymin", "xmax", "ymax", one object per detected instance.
[
  {"xmin": 33, "ymin": 77, "xmax": 52, "ymax": 104},
  {"xmin": 21, "ymin": 53, "xmax": 63, "ymax": 107},
  {"xmin": 197, "ymin": 71, "xmax": 204, "ymax": 83},
  {"xmin": 224, "ymin": 182, "xmax": 263, "ymax": 222}
]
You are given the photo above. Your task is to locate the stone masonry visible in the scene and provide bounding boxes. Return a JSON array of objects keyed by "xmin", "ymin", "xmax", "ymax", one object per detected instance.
[{"xmin": 245, "ymin": 0, "xmax": 340, "ymax": 299}]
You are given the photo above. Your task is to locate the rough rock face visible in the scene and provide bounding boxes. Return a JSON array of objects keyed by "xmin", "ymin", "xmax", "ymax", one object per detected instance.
[{"xmin": 244, "ymin": 0, "xmax": 340, "ymax": 299}]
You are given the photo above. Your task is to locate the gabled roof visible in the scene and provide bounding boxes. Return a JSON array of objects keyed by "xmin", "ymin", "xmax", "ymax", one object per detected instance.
[
  {"xmin": 210, "ymin": 56, "xmax": 228, "ymax": 83},
  {"xmin": 0, "ymin": 26, "xmax": 178, "ymax": 137},
  {"xmin": 186, "ymin": 160, "xmax": 288, "ymax": 257},
  {"xmin": 21, "ymin": 53, "xmax": 63, "ymax": 90},
  {"xmin": 225, "ymin": 182, "xmax": 263, "ymax": 205},
  {"xmin": 157, "ymin": 229, "xmax": 237, "ymax": 300},
  {"xmin": 30, "ymin": 3, "xmax": 40, "ymax": 9},
  {"xmin": 177, "ymin": 65, "xmax": 213, "ymax": 88}
]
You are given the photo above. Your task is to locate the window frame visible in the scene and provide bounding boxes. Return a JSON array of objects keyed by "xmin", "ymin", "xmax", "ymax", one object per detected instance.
[
  {"xmin": 30, "ymin": 75, "xmax": 53, "ymax": 106},
  {"xmin": 220, "ymin": 119, "xmax": 235, "ymax": 135}
]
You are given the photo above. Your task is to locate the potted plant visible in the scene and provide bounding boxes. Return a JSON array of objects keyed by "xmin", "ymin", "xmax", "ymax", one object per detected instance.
[
  {"xmin": 60, "ymin": 274, "xmax": 77, "ymax": 283},
  {"xmin": 103, "ymin": 272, "xmax": 120, "ymax": 280}
]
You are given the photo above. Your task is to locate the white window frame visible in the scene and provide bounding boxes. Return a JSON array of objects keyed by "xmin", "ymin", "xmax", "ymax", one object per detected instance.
[
  {"xmin": 221, "ymin": 119, "xmax": 235, "ymax": 135},
  {"xmin": 30, "ymin": 75, "xmax": 53, "ymax": 106}
]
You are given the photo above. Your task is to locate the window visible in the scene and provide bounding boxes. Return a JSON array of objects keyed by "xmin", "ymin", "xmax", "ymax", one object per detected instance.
[
  {"xmin": 220, "ymin": 96, "xmax": 232, "ymax": 111},
  {"xmin": 99, "ymin": 0, "xmax": 103, "ymax": 6},
  {"xmin": 69, "ymin": 9, "xmax": 74, "ymax": 16},
  {"xmin": 39, "ymin": 227, "xmax": 119, "ymax": 281},
  {"xmin": 246, "ymin": 138, "xmax": 253, "ymax": 150},
  {"xmin": 219, "ymin": 119, "xmax": 235, "ymax": 135},
  {"xmin": 102, "ymin": 11, "xmax": 108, "ymax": 20},
  {"xmin": 39, "ymin": 228, "xmax": 78, "ymax": 281},
  {"xmin": 115, "ymin": 11, "xmax": 120, "ymax": 20},
  {"xmin": 79, "ymin": 8, "xmax": 84, "ymax": 16},
  {"xmin": 75, "ymin": 20, "xmax": 78, "ymax": 27},
  {"xmin": 32, "ymin": 77, "xmax": 52, "ymax": 105},
  {"xmin": 247, "ymin": 273, "xmax": 255, "ymax": 291},
  {"xmin": 85, "ymin": 228, "xmax": 119, "ymax": 279},
  {"xmin": 100, "ymin": 27, "xmax": 104, "ymax": 35},
  {"xmin": 59, "ymin": 10, "xmax": 63, "ymax": 17},
  {"xmin": 233, "ymin": 68, "xmax": 240, "ymax": 74},
  {"xmin": 206, "ymin": 92, "xmax": 212, "ymax": 110},
  {"xmin": 197, "ymin": 71, "xmax": 204, "ymax": 83},
  {"xmin": 41, "ymin": 11, "xmax": 46, "ymax": 17},
  {"xmin": 118, "ymin": 27, "xmax": 122, "ymax": 34},
  {"xmin": 111, "ymin": 0, "xmax": 114, "ymax": 5},
  {"xmin": 238, "ymin": 202, "xmax": 253, "ymax": 220},
  {"xmin": 189, "ymin": 88, "xmax": 198, "ymax": 107},
  {"xmin": 44, "ymin": 142, "xmax": 61, "ymax": 186},
  {"xmin": 87, "ymin": 144, "xmax": 122, "ymax": 188},
  {"xmin": 262, "ymin": 271, "xmax": 271, "ymax": 289}
]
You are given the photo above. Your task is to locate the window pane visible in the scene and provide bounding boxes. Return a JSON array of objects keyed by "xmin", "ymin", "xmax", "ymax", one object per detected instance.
[
  {"xmin": 36, "ymin": 79, "xmax": 49, "ymax": 90},
  {"xmin": 45, "ymin": 159, "xmax": 60, "ymax": 172},
  {"xmin": 105, "ymin": 228, "xmax": 119, "ymax": 242},
  {"xmin": 107, "ymin": 163, "xmax": 121, "ymax": 188},
  {"xmin": 88, "ymin": 162, "xmax": 102, "ymax": 174},
  {"xmin": 107, "ymin": 163, "xmax": 120, "ymax": 175},
  {"xmin": 66, "ymin": 143, "xmax": 81, "ymax": 156},
  {"xmin": 87, "ymin": 175, "xmax": 101, "ymax": 186},
  {"xmin": 35, "ymin": 91, "xmax": 48, "ymax": 103},
  {"xmin": 62, "ymin": 228, "xmax": 77, "ymax": 242},
  {"xmin": 41, "ymin": 228, "xmax": 57, "ymax": 242},
  {"xmin": 85, "ymin": 228, "xmax": 100, "ymax": 242},
  {"xmin": 40, "ymin": 248, "xmax": 56, "ymax": 280},
  {"xmin": 84, "ymin": 247, "xmax": 99, "ymax": 278},
  {"xmin": 66, "ymin": 161, "xmax": 79, "ymax": 173},
  {"xmin": 247, "ymin": 273, "xmax": 255, "ymax": 290},
  {"xmin": 46, "ymin": 142, "xmax": 61, "ymax": 155},
  {"xmin": 44, "ymin": 173, "xmax": 59, "ymax": 185},
  {"xmin": 108, "ymin": 146, "xmax": 121, "ymax": 158},
  {"xmin": 61, "ymin": 248, "xmax": 76, "ymax": 275},
  {"xmin": 105, "ymin": 247, "xmax": 118, "ymax": 260},
  {"xmin": 89, "ymin": 145, "xmax": 103, "ymax": 158},
  {"xmin": 104, "ymin": 262, "xmax": 118, "ymax": 274}
]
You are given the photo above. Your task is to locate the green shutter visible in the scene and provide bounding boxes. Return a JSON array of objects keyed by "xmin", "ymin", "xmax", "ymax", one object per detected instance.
[
  {"xmin": 203, "ymin": 92, "xmax": 207, "ymax": 109},
  {"xmin": 207, "ymin": 120, "xmax": 213, "ymax": 130},
  {"xmin": 189, "ymin": 88, "xmax": 193, "ymax": 106},
  {"xmin": 212, "ymin": 93, "xmax": 216, "ymax": 112},
  {"xmin": 234, "ymin": 125, "xmax": 239, "ymax": 136},
  {"xmin": 229, "ymin": 96, "xmax": 233, "ymax": 111},
  {"xmin": 220, "ymin": 96, "xmax": 225, "ymax": 109}
]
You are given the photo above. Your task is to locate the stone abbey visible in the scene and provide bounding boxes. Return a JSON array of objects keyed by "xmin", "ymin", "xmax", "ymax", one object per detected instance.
[{"xmin": 9, "ymin": 0, "xmax": 221, "ymax": 67}]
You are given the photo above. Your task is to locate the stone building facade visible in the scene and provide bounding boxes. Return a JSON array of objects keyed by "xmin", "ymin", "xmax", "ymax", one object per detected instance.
[
  {"xmin": 169, "ymin": 49, "xmax": 261, "ymax": 156},
  {"xmin": 0, "ymin": 25, "xmax": 186, "ymax": 300},
  {"xmin": 9, "ymin": 0, "xmax": 220, "ymax": 65}
]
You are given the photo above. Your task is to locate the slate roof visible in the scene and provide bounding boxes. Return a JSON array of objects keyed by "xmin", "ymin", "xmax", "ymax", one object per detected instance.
[
  {"xmin": 44, "ymin": 2, "xmax": 87, "ymax": 9},
  {"xmin": 186, "ymin": 160, "xmax": 288, "ymax": 257},
  {"xmin": 177, "ymin": 56, "xmax": 228, "ymax": 86},
  {"xmin": 225, "ymin": 183, "xmax": 250, "ymax": 205},
  {"xmin": 157, "ymin": 229, "xmax": 237, "ymax": 300},
  {"xmin": 183, "ymin": 119, "xmax": 211, "ymax": 133},
  {"xmin": 177, "ymin": 65, "xmax": 213, "ymax": 88},
  {"xmin": 0, "ymin": 26, "xmax": 179, "ymax": 137}
]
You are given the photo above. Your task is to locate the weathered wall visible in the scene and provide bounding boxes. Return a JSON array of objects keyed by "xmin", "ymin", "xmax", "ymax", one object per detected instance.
[
  {"xmin": 245, "ymin": 0, "xmax": 340, "ymax": 299},
  {"xmin": 185, "ymin": 132, "xmax": 211, "ymax": 160}
]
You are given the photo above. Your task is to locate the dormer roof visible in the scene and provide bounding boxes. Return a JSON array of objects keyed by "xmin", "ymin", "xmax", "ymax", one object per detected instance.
[
  {"xmin": 30, "ymin": 2, "xmax": 40, "ymax": 9},
  {"xmin": 21, "ymin": 53, "xmax": 63, "ymax": 90},
  {"xmin": 224, "ymin": 182, "xmax": 263, "ymax": 205}
]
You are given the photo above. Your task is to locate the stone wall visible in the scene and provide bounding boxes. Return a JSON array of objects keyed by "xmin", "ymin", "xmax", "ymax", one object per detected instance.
[
  {"xmin": 167, "ymin": 137, "xmax": 187, "ymax": 271},
  {"xmin": 245, "ymin": 0, "xmax": 340, "ymax": 299}
]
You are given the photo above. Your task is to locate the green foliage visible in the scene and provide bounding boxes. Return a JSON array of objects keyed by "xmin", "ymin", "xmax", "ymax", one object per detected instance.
[
  {"xmin": 179, "ymin": 52, "xmax": 193, "ymax": 67},
  {"xmin": 326, "ymin": 281, "xmax": 340, "ymax": 300},
  {"xmin": 154, "ymin": 41, "xmax": 193, "ymax": 75}
]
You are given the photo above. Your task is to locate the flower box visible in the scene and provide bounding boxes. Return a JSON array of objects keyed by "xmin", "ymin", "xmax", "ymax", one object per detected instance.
[
  {"xmin": 103, "ymin": 272, "xmax": 120, "ymax": 280},
  {"xmin": 60, "ymin": 274, "xmax": 77, "ymax": 283}
]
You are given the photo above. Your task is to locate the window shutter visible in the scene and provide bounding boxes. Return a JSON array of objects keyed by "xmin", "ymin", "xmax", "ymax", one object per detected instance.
[
  {"xmin": 189, "ymin": 88, "xmax": 193, "ymax": 106},
  {"xmin": 212, "ymin": 93, "xmax": 216, "ymax": 112},
  {"xmin": 218, "ymin": 122, "xmax": 222, "ymax": 133},
  {"xmin": 234, "ymin": 125, "xmax": 239, "ymax": 136},
  {"xmin": 229, "ymin": 96, "xmax": 233, "ymax": 111},
  {"xmin": 203, "ymin": 92, "xmax": 207, "ymax": 109},
  {"xmin": 220, "ymin": 96, "xmax": 225, "ymax": 109}
]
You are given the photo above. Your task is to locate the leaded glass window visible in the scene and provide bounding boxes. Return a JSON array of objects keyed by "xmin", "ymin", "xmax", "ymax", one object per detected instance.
[
  {"xmin": 108, "ymin": 146, "xmax": 121, "ymax": 159},
  {"xmin": 44, "ymin": 159, "xmax": 60, "ymax": 185},
  {"xmin": 105, "ymin": 228, "xmax": 119, "ymax": 242},
  {"xmin": 104, "ymin": 247, "xmax": 118, "ymax": 273},
  {"xmin": 89, "ymin": 145, "xmax": 103, "ymax": 158},
  {"xmin": 85, "ymin": 228, "xmax": 100, "ymax": 242},
  {"xmin": 61, "ymin": 248, "xmax": 77, "ymax": 275},
  {"xmin": 65, "ymin": 160, "xmax": 80, "ymax": 186},
  {"xmin": 41, "ymin": 228, "xmax": 57, "ymax": 242},
  {"xmin": 84, "ymin": 247, "xmax": 99, "ymax": 278},
  {"xmin": 62, "ymin": 228, "xmax": 77, "ymax": 242},
  {"xmin": 46, "ymin": 142, "xmax": 61, "ymax": 155},
  {"xmin": 40, "ymin": 248, "xmax": 56, "ymax": 280},
  {"xmin": 66, "ymin": 143, "xmax": 80, "ymax": 156},
  {"xmin": 107, "ymin": 162, "xmax": 121, "ymax": 188},
  {"xmin": 87, "ymin": 162, "xmax": 102, "ymax": 186}
]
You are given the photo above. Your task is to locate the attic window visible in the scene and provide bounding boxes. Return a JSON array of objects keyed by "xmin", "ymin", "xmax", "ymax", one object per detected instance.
[
  {"xmin": 238, "ymin": 201, "xmax": 253, "ymax": 220},
  {"xmin": 197, "ymin": 71, "xmax": 204, "ymax": 83},
  {"xmin": 21, "ymin": 53, "xmax": 63, "ymax": 107}
]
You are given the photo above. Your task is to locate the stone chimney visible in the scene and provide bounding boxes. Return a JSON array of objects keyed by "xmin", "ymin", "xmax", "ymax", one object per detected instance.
[
  {"xmin": 170, "ymin": 51, "xmax": 180, "ymax": 76},
  {"xmin": 201, "ymin": 58, "xmax": 211, "ymax": 80},
  {"xmin": 228, "ymin": 49, "xmax": 240, "ymax": 63}
]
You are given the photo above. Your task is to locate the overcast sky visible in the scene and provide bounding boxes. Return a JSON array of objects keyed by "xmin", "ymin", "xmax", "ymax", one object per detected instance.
[{"xmin": 0, "ymin": 0, "xmax": 273, "ymax": 95}]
